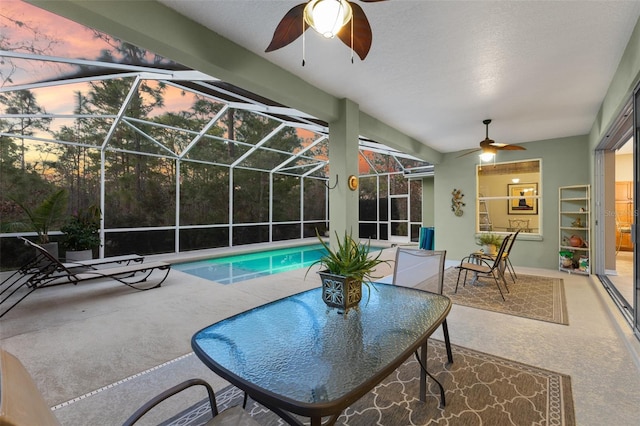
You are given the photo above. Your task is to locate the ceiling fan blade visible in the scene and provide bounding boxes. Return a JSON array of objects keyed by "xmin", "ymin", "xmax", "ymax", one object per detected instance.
[
  {"xmin": 498, "ymin": 144, "xmax": 526, "ymax": 151},
  {"xmin": 336, "ymin": 3, "xmax": 372, "ymax": 60},
  {"xmin": 457, "ymin": 148, "xmax": 482, "ymax": 158},
  {"xmin": 265, "ymin": 3, "xmax": 307, "ymax": 53}
]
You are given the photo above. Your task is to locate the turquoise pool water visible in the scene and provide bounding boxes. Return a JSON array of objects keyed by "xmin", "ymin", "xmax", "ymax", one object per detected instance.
[{"xmin": 174, "ymin": 243, "xmax": 383, "ymax": 284}]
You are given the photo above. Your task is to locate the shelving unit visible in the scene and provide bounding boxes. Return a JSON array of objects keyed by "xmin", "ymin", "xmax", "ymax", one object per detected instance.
[{"xmin": 559, "ymin": 185, "xmax": 590, "ymax": 274}]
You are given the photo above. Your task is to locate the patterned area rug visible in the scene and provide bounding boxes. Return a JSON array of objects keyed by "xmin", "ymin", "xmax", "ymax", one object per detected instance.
[
  {"xmin": 443, "ymin": 267, "xmax": 569, "ymax": 325},
  {"xmin": 163, "ymin": 340, "xmax": 574, "ymax": 426}
]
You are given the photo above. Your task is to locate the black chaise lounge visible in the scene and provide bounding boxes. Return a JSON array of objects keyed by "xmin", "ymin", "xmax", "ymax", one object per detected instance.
[{"xmin": 0, "ymin": 237, "xmax": 170, "ymax": 318}]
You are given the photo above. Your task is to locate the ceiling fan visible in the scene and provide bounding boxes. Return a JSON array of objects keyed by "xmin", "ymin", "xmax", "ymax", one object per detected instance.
[
  {"xmin": 265, "ymin": 0, "xmax": 388, "ymax": 61},
  {"xmin": 458, "ymin": 119, "xmax": 526, "ymax": 159}
]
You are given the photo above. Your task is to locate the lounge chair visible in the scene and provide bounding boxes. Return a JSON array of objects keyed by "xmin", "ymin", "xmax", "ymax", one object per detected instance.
[
  {"xmin": 0, "ymin": 348, "xmax": 260, "ymax": 426},
  {"xmin": 0, "ymin": 237, "xmax": 170, "ymax": 318}
]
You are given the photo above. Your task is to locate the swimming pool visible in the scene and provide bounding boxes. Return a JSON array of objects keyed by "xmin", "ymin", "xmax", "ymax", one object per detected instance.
[{"xmin": 174, "ymin": 243, "xmax": 383, "ymax": 284}]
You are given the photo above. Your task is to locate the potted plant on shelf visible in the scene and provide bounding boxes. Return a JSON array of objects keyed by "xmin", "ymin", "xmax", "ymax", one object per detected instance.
[
  {"xmin": 476, "ymin": 233, "xmax": 503, "ymax": 256},
  {"xmin": 9, "ymin": 189, "xmax": 68, "ymax": 259},
  {"xmin": 61, "ymin": 205, "xmax": 101, "ymax": 261},
  {"xmin": 307, "ymin": 230, "xmax": 390, "ymax": 314}
]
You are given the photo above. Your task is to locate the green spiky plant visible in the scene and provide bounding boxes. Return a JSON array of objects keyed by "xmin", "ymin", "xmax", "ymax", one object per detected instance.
[
  {"xmin": 306, "ymin": 229, "xmax": 391, "ymax": 293},
  {"xmin": 9, "ymin": 189, "xmax": 68, "ymax": 244},
  {"xmin": 476, "ymin": 233, "xmax": 503, "ymax": 247}
]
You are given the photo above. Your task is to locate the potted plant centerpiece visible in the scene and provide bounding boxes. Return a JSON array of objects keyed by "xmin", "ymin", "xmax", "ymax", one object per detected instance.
[
  {"xmin": 61, "ymin": 205, "xmax": 101, "ymax": 261},
  {"xmin": 307, "ymin": 230, "xmax": 390, "ymax": 314},
  {"xmin": 9, "ymin": 189, "xmax": 68, "ymax": 259},
  {"xmin": 476, "ymin": 233, "xmax": 503, "ymax": 256}
]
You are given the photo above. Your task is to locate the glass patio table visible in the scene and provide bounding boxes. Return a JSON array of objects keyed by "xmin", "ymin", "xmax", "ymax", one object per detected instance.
[{"xmin": 191, "ymin": 283, "xmax": 452, "ymax": 426}]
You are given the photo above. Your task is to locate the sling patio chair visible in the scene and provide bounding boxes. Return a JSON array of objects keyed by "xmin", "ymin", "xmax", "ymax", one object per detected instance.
[
  {"xmin": 0, "ymin": 348, "xmax": 261, "ymax": 426},
  {"xmin": 455, "ymin": 234, "xmax": 511, "ymax": 301},
  {"xmin": 0, "ymin": 237, "xmax": 170, "ymax": 318},
  {"xmin": 392, "ymin": 248, "xmax": 453, "ymax": 364},
  {"xmin": 474, "ymin": 229, "xmax": 520, "ymax": 283}
]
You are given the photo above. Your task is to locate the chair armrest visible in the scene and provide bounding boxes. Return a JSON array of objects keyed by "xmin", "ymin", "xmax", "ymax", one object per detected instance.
[
  {"xmin": 459, "ymin": 255, "xmax": 492, "ymax": 268},
  {"xmin": 122, "ymin": 378, "xmax": 217, "ymax": 426}
]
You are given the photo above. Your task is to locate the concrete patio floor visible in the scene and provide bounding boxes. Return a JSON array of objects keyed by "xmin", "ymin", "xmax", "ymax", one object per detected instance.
[{"xmin": 1, "ymin": 240, "xmax": 639, "ymax": 425}]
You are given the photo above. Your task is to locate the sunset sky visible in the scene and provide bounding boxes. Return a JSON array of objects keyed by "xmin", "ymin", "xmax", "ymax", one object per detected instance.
[
  {"xmin": 1, "ymin": 0, "xmax": 198, "ymax": 116},
  {"xmin": 0, "ymin": 1, "xmax": 417, "ymax": 175}
]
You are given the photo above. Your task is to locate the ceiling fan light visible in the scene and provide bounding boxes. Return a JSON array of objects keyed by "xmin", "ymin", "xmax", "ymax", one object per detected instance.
[
  {"xmin": 479, "ymin": 152, "xmax": 495, "ymax": 162},
  {"xmin": 304, "ymin": 0, "xmax": 353, "ymax": 38}
]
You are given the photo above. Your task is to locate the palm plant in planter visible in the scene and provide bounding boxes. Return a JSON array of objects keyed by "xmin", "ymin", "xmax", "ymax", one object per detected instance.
[
  {"xmin": 61, "ymin": 205, "xmax": 101, "ymax": 261},
  {"xmin": 307, "ymin": 230, "xmax": 390, "ymax": 314},
  {"xmin": 476, "ymin": 233, "xmax": 503, "ymax": 256},
  {"xmin": 9, "ymin": 189, "xmax": 68, "ymax": 259}
]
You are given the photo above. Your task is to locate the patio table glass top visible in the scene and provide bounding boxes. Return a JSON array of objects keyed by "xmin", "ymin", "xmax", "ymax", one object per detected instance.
[{"xmin": 192, "ymin": 283, "xmax": 451, "ymax": 421}]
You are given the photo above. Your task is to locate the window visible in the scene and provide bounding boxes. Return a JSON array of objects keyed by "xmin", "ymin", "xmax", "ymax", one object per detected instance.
[{"xmin": 477, "ymin": 159, "xmax": 541, "ymax": 235}]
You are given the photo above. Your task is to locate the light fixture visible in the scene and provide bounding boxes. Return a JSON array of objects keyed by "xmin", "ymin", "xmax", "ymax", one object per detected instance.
[
  {"xmin": 479, "ymin": 152, "xmax": 495, "ymax": 162},
  {"xmin": 512, "ymin": 178, "xmax": 520, "ymax": 184},
  {"xmin": 303, "ymin": 0, "xmax": 353, "ymax": 38}
]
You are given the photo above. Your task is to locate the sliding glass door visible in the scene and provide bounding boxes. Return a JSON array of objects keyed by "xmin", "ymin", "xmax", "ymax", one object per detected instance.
[{"xmin": 634, "ymin": 86, "xmax": 640, "ymax": 339}]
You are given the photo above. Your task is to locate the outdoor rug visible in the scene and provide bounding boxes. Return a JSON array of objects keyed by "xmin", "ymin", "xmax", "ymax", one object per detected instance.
[
  {"xmin": 442, "ymin": 267, "xmax": 569, "ymax": 325},
  {"xmin": 163, "ymin": 340, "xmax": 575, "ymax": 426}
]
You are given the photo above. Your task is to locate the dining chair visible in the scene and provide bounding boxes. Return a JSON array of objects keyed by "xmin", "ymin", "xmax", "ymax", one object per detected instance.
[
  {"xmin": 392, "ymin": 248, "xmax": 453, "ymax": 364},
  {"xmin": 0, "ymin": 347, "xmax": 260, "ymax": 426},
  {"xmin": 508, "ymin": 218, "xmax": 530, "ymax": 232},
  {"xmin": 455, "ymin": 234, "xmax": 511, "ymax": 301}
]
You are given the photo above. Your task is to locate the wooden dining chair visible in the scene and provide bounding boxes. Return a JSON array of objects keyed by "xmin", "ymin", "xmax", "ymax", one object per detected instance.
[{"xmin": 455, "ymin": 234, "xmax": 511, "ymax": 301}]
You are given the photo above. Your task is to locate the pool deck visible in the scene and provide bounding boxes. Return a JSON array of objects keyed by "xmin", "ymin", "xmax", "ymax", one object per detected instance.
[{"xmin": 1, "ymin": 239, "xmax": 640, "ymax": 425}]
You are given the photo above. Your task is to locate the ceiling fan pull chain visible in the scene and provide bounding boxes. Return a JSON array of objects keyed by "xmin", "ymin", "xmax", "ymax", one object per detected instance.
[
  {"xmin": 350, "ymin": 17, "xmax": 354, "ymax": 63},
  {"xmin": 302, "ymin": 19, "xmax": 306, "ymax": 66}
]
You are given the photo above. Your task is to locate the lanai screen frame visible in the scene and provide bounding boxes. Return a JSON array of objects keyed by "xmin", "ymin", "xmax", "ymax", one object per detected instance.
[{"xmin": 0, "ymin": 31, "xmax": 430, "ymax": 262}]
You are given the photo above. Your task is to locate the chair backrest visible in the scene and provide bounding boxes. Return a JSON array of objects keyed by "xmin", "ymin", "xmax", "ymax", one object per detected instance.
[
  {"xmin": 0, "ymin": 349, "xmax": 61, "ymax": 426},
  {"xmin": 508, "ymin": 219, "xmax": 529, "ymax": 231},
  {"xmin": 505, "ymin": 229, "xmax": 520, "ymax": 256},
  {"xmin": 18, "ymin": 237, "xmax": 70, "ymax": 275},
  {"xmin": 489, "ymin": 234, "xmax": 511, "ymax": 268},
  {"xmin": 392, "ymin": 248, "xmax": 446, "ymax": 294}
]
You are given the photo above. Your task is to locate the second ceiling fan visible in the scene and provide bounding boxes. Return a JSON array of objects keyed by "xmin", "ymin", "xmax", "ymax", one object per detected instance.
[{"xmin": 459, "ymin": 119, "xmax": 526, "ymax": 158}]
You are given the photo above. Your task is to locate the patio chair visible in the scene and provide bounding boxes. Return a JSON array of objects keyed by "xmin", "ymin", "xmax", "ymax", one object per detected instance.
[
  {"xmin": 455, "ymin": 234, "xmax": 511, "ymax": 301},
  {"xmin": 502, "ymin": 229, "xmax": 520, "ymax": 282},
  {"xmin": 392, "ymin": 248, "xmax": 453, "ymax": 364},
  {"xmin": 474, "ymin": 230, "xmax": 520, "ymax": 283},
  {"xmin": 0, "ymin": 348, "xmax": 260, "ymax": 426},
  {"xmin": 0, "ymin": 237, "xmax": 170, "ymax": 318}
]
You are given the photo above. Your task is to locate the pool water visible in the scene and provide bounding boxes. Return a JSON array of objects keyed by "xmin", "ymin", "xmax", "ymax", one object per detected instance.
[
  {"xmin": 174, "ymin": 244, "xmax": 328, "ymax": 284},
  {"xmin": 174, "ymin": 243, "xmax": 384, "ymax": 284}
]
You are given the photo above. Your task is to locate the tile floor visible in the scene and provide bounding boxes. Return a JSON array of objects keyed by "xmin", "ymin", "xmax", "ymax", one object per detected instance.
[{"xmin": 1, "ymin": 241, "xmax": 640, "ymax": 425}]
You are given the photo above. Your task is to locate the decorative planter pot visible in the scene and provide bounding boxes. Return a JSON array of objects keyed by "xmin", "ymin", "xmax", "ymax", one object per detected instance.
[
  {"xmin": 483, "ymin": 244, "xmax": 498, "ymax": 256},
  {"xmin": 65, "ymin": 249, "xmax": 93, "ymax": 262},
  {"xmin": 318, "ymin": 271, "xmax": 362, "ymax": 314},
  {"xmin": 569, "ymin": 235, "xmax": 584, "ymax": 248}
]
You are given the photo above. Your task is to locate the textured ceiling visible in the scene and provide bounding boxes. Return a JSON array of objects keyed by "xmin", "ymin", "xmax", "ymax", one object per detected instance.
[{"xmin": 158, "ymin": 0, "xmax": 640, "ymax": 154}]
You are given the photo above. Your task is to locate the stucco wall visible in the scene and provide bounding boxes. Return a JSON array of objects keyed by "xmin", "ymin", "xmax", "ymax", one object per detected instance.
[{"xmin": 434, "ymin": 135, "xmax": 589, "ymax": 269}]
